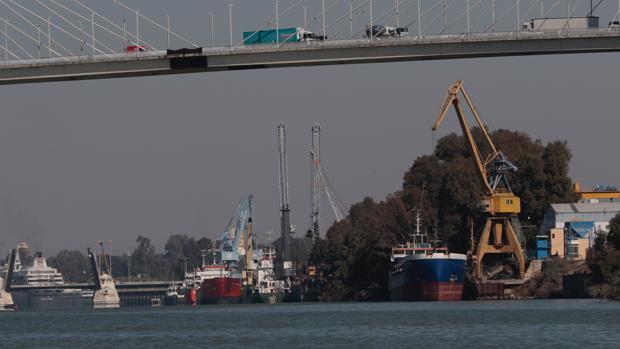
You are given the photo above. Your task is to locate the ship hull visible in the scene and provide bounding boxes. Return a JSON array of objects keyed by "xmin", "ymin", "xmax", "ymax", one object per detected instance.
[
  {"xmin": 201, "ymin": 277, "xmax": 242, "ymax": 305},
  {"xmin": 12, "ymin": 290, "xmax": 92, "ymax": 310},
  {"xmin": 389, "ymin": 254, "xmax": 466, "ymax": 302},
  {"xmin": 251, "ymin": 292, "xmax": 286, "ymax": 304}
]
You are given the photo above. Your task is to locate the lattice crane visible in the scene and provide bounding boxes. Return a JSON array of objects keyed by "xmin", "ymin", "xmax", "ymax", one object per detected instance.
[{"xmin": 432, "ymin": 80, "xmax": 525, "ymax": 279}]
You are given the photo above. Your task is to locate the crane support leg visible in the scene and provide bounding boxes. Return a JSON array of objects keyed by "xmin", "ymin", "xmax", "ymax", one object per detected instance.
[{"xmin": 475, "ymin": 217, "xmax": 526, "ymax": 279}]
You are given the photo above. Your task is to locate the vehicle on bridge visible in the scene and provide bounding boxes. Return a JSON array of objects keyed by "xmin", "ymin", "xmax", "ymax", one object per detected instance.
[
  {"xmin": 243, "ymin": 28, "xmax": 326, "ymax": 45},
  {"xmin": 365, "ymin": 25, "xmax": 409, "ymax": 38},
  {"xmin": 522, "ymin": 16, "xmax": 599, "ymax": 31},
  {"xmin": 610, "ymin": 21, "xmax": 620, "ymax": 29}
]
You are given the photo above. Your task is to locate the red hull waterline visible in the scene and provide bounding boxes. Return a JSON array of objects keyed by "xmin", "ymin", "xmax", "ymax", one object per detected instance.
[
  {"xmin": 201, "ymin": 277, "xmax": 242, "ymax": 305},
  {"xmin": 391, "ymin": 282, "xmax": 464, "ymax": 302}
]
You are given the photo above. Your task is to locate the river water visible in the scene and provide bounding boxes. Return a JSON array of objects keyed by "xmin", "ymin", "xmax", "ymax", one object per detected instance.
[{"xmin": 1, "ymin": 299, "xmax": 619, "ymax": 349}]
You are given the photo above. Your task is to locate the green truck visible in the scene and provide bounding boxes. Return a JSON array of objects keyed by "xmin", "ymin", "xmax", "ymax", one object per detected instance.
[{"xmin": 243, "ymin": 28, "xmax": 325, "ymax": 45}]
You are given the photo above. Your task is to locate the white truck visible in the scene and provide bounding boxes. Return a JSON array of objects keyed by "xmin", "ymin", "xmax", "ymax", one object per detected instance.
[
  {"xmin": 365, "ymin": 25, "xmax": 409, "ymax": 38},
  {"xmin": 522, "ymin": 16, "xmax": 599, "ymax": 31}
]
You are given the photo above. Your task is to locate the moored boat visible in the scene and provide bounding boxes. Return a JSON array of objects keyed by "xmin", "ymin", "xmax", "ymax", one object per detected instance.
[
  {"xmin": 388, "ymin": 211, "xmax": 467, "ymax": 302},
  {"xmin": 201, "ymin": 276, "xmax": 242, "ymax": 304}
]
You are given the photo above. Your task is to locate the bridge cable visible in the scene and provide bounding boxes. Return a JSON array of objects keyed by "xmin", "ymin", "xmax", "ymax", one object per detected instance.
[
  {"xmin": 1, "ymin": 0, "xmax": 108, "ymax": 55},
  {"xmin": 70, "ymin": 0, "xmax": 155, "ymax": 50},
  {"xmin": 35, "ymin": 0, "xmax": 118, "ymax": 54},
  {"xmin": 420, "ymin": 0, "xmax": 457, "ymax": 35},
  {"xmin": 0, "ymin": 23, "xmax": 33, "ymax": 59},
  {"xmin": 109, "ymin": 0, "xmax": 199, "ymax": 48},
  {"xmin": 405, "ymin": 0, "xmax": 456, "ymax": 34},
  {"xmin": 48, "ymin": 0, "xmax": 152, "ymax": 51},
  {"xmin": 0, "ymin": 0, "xmax": 71, "ymax": 56}
]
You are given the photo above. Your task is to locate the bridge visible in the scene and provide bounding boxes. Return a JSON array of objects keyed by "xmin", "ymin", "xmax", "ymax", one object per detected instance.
[{"xmin": 0, "ymin": 0, "xmax": 618, "ymax": 85}]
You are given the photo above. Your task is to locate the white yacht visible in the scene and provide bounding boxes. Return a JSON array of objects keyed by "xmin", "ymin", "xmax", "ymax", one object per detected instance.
[{"xmin": 11, "ymin": 252, "xmax": 93, "ymax": 310}]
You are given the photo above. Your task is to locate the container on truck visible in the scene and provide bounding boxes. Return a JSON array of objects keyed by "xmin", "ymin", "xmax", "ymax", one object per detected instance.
[
  {"xmin": 522, "ymin": 16, "xmax": 599, "ymax": 31},
  {"xmin": 243, "ymin": 28, "xmax": 325, "ymax": 45}
]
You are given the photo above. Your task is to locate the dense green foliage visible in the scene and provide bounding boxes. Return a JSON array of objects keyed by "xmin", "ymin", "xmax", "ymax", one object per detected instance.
[
  {"xmin": 46, "ymin": 234, "xmax": 215, "ymax": 282},
  {"xmin": 311, "ymin": 129, "xmax": 576, "ymax": 301},
  {"xmin": 587, "ymin": 213, "xmax": 620, "ymax": 299}
]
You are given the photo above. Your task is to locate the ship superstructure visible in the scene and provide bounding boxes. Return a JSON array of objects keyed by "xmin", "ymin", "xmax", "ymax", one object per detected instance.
[{"xmin": 253, "ymin": 246, "xmax": 288, "ymax": 303}]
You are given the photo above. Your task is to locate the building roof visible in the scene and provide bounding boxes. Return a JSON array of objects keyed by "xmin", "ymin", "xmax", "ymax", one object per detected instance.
[{"xmin": 550, "ymin": 203, "xmax": 620, "ymax": 214}]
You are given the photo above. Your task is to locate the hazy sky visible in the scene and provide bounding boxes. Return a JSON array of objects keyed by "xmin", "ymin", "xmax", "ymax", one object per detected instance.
[{"xmin": 0, "ymin": 0, "xmax": 619, "ymax": 255}]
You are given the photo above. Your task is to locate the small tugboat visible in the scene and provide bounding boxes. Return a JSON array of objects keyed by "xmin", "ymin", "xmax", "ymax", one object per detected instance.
[
  {"xmin": 164, "ymin": 283, "xmax": 181, "ymax": 306},
  {"xmin": 389, "ymin": 210, "xmax": 467, "ymax": 301}
]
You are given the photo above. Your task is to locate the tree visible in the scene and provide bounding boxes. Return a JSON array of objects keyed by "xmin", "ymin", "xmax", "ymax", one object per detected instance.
[
  {"xmin": 607, "ymin": 213, "xmax": 620, "ymax": 250},
  {"xmin": 48, "ymin": 250, "xmax": 90, "ymax": 283}
]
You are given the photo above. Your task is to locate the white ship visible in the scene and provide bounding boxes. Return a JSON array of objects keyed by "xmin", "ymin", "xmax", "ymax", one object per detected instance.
[{"xmin": 252, "ymin": 246, "xmax": 288, "ymax": 303}]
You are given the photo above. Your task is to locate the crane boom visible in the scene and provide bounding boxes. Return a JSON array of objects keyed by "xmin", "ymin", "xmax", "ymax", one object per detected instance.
[
  {"xmin": 312, "ymin": 150, "xmax": 346, "ymax": 222},
  {"xmin": 432, "ymin": 80, "xmax": 525, "ymax": 279}
]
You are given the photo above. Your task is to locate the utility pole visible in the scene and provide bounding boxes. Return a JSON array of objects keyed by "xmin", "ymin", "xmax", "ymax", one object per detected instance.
[
  {"xmin": 209, "ymin": 11, "xmax": 214, "ymax": 47},
  {"xmin": 517, "ymin": 0, "xmax": 521, "ymax": 38},
  {"xmin": 322, "ymin": 0, "xmax": 326, "ymax": 44},
  {"xmin": 370, "ymin": 0, "xmax": 373, "ymax": 43},
  {"xmin": 166, "ymin": 15, "xmax": 170, "ymax": 49},
  {"xmin": 91, "ymin": 13, "xmax": 95, "ymax": 55},
  {"xmin": 47, "ymin": 16, "xmax": 51, "ymax": 57},
  {"xmin": 136, "ymin": 11, "xmax": 140, "ymax": 50},
  {"xmin": 304, "ymin": 6, "xmax": 307, "ymax": 31},
  {"xmin": 466, "ymin": 0, "xmax": 470, "ymax": 38},
  {"xmin": 229, "ymin": 4, "xmax": 234, "ymax": 49},
  {"xmin": 492, "ymin": 0, "xmax": 496, "ymax": 32},
  {"xmin": 4, "ymin": 20, "xmax": 8, "ymax": 63},
  {"xmin": 396, "ymin": 0, "xmax": 400, "ymax": 28},
  {"xmin": 121, "ymin": 19, "xmax": 125, "ymax": 51},
  {"xmin": 444, "ymin": 0, "xmax": 447, "ymax": 32},
  {"xmin": 349, "ymin": 3, "xmax": 353, "ymax": 37},
  {"xmin": 276, "ymin": 1, "xmax": 280, "ymax": 45},
  {"xmin": 418, "ymin": 0, "xmax": 422, "ymax": 37},
  {"xmin": 37, "ymin": 25, "xmax": 41, "ymax": 58}
]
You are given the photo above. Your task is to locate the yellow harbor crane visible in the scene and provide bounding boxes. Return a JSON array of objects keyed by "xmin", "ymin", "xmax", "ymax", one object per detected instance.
[{"xmin": 432, "ymin": 80, "xmax": 525, "ymax": 279}]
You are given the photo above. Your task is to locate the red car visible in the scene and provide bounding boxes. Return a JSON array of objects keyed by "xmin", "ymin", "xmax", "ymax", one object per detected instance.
[{"xmin": 126, "ymin": 45, "xmax": 147, "ymax": 52}]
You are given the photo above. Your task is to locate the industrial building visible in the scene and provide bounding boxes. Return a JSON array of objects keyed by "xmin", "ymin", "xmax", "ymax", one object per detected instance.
[{"xmin": 538, "ymin": 203, "xmax": 620, "ymax": 260}]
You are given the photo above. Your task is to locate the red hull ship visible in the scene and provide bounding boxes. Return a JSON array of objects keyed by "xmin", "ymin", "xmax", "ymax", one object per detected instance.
[{"xmin": 201, "ymin": 277, "xmax": 242, "ymax": 304}]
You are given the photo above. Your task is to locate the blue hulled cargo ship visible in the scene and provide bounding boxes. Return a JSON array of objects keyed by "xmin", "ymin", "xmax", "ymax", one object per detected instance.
[{"xmin": 389, "ymin": 212, "xmax": 467, "ymax": 301}]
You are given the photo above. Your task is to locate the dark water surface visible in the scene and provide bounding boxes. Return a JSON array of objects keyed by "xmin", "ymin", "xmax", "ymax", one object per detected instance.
[{"xmin": 1, "ymin": 299, "xmax": 619, "ymax": 349}]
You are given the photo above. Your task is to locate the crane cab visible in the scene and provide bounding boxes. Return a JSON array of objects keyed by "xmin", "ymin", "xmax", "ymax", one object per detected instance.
[{"xmin": 481, "ymin": 193, "xmax": 521, "ymax": 215}]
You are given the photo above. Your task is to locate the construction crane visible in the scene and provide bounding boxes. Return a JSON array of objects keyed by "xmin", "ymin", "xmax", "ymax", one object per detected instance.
[
  {"xmin": 432, "ymin": 80, "xmax": 525, "ymax": 279},
  {"xmin": 219, "ymin": 195, "xmax": 254, "ymax": 272},
  {"xmin": 277, "ymin": 124, "xmax": 294, "ymax": 277},
  {"xmin": 307, "ymin": 123, "xmax": 347, "ymax": 243}
]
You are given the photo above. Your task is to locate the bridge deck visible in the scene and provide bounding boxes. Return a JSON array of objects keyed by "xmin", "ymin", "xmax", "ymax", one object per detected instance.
[{"xmin": 0, "ymin": 30, "xmax": 618, "ymax": 85}]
